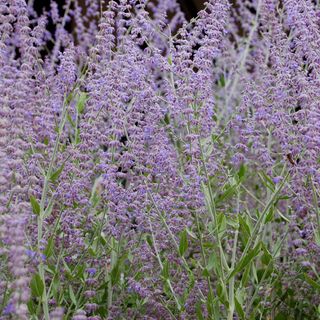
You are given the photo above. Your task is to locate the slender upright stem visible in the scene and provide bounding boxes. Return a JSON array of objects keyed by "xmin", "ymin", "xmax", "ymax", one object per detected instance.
[
  {"xmin": 228, "ymin": 191, "xmax": 240, "ymax": 320},
  {"xmin": 37, "ymin": 98, "xmax": 68, "ymax": 320}
]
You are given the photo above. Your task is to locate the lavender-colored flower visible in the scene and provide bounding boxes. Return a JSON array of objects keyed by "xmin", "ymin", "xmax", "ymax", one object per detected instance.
[
  {"xmin": 3, "ymin": 302, "xmax": 15, "ymax": 315},
  {"xmin": 49, "ymin": 307, "xmax": 64, "ymax": 320},
  {"xmin": 1, "ymin": 0, "xmax": 320, "ymax": 318},
  {"xmin": 86, "ymin": 268, "xmax": 96, "ymax": 276}
]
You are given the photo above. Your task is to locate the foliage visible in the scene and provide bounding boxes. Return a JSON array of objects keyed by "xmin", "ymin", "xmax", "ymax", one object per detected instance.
[{"xmin": 0, "ymin": 0, "xmax": 320, "ymax": 319}]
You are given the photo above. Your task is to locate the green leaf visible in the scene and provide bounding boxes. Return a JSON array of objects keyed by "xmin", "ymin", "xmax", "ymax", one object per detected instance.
[
  {"xmin": 304, "ymin": 274, "xmax": 320, "ymax": 291},
  {"xmin": 51, "ymin": 274, "xmax": 60, "ymax": 298},
  {"xmin": 186, "ymin": 228, "xmax": 197, "ymax": 239},
  {"xmin": 179, "ymin": 229, "xmax": 188, "ymax": 256},
  {"xmin": 30, "ymin": 273, "xmax": 44, "ymax": 298},
  {"xmin": 195, "ymin": 301, "xmax": 205, "ymax": 320},
  {"xmin": 65, "ymin": 92, "xmax": 74, "ymax": 105},
  {"xmin": 258, "ymin": 172, "xmax": 275, "ymax": 192},
  {"xmin": 228, "ymin": 242, "xmax": 262, "ymax": 281},
  {"xmin": 257, "ymin": 267, "xmax": 273, "ymax": 282},
  {"xmin": 206, "ymin": 251, "xmax": 222, "ymax": 277},
  {"xmin": 201, "ymin": 136, "xmax": 214, "ymax": 159},
  {"xmin": 237, "ymin": 164, "xmax": 246, "ymax": 181},
  {"xmin": 235, "ymin": 296, "xmax": 245, "ymax": 319},
  {"xmin": 63, "ymin": 261, "xmax": 73, "ymax": 280},
  {"xmin": 202, "ymin": 268, "xmax": 210, "ymax": 277},
  {"xmin": 110, "ymin": 255, "xmax": 127, "ymax": 286},
  {"xmin": 163, "ymin": 113, "xmax": 170, "ymax": 125},
  {"xmin": 226, "ymin": 216, "xmax": 239, "ymax": 229},
  {"xmin": 206, "ymin": 289, "xmax": 215, "ymax": 317},
  {"xmin": 44, "ymin": 237, "xmax": 54, "ymax": 259},
  {"xmin": 216, "ymin": 183, "xmax": 238, "ymax": 205},
  {"xmin": 88, "ymin": 246, "xmax": 97, "ymax": 257},
  {"xmin": 76, "ymin": 92, "xmax": 87, "ymax": 114},
  {"xmin": 239, "ymin": 215, "xmax": 251, "ymax": 236},
  {"xmin": 238, "ymin": 216, "xmax": 251, "ymax": 246},
  {"xmin": 43, "ymin": 136, "xmax": 49, "ymax": 146},
  {"xmin": 127, "ymin": 252, "xmax": 134, "ymax": 263},
  {"xmin": 74, "ymin": 265, "xmax": 85, "ymax": 280},
  {"xmin": 30, "ymin": 196, "xmax": 40, "ymax": 216},
  {"xmin": 146, "ymin": 235, "xmax": 153, "ymax": 248},
  {"xmin": 261, "ymin": 243, "xmax": 272, "ymax": 265},
  {"xmin": 314, "ymin": 229, "xmax": 320, "ymax": 246},
  {"xmin": 265, "ymin": 206, "xmax": 275, "ymax": 223},
  {"xmin": 27, "ymin": 299, "xmax": 37, "ymax": 315},
  {"xmin": 67, "ymin": 112, "xmax": 75, "ymax": 128},
  {"xmin": 44, "ymin": 200, "xmax": 54, "ymax": 218},
  {"xmin": 75, "ymin": 128, "xmax": 81, "ymax": 144},
  {"xmin": 240, "ymin": 265, "xmax": 251, "ymax": 287},
  {"xmin": 99, "ymin": 233, "xmax": 107, "ymax": 246},
  {"xmin": 216, "ymin": 282, "xmax": 228, "ymax": 306},
  {"xmin": 275, "ymin": 312, "xmax": 288, "ymax": 320},
  {"xmin": 207, "ymin": 252, "xmax": 218, "ymax": 272},
  {"xmin": 217, "ymin": 213, "xmax": 227, "ymax": 235},
  {"xmin": 218, "ymin": 74, "xmax": 226, "ymax": 87},
  {"xmin": 161, "ymin": 259, "xmax": 170, "ymax": 280},
  {"xmin": 110, "ymin": 262, "xmax": 120, "ymax": 285},
  {"xmin": 69, "ymin": 285, "xmax": 77, "ymax": 306},
  {"xmin": 277, "ymin": 195, "xmax": 291, "ymax": 201},
  {"xmin": 50, "ymin": 163, "xmax": 65, "ymax": 183}
]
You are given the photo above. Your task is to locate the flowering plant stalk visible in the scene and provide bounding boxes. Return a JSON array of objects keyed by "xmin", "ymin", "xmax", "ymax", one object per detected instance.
[{"xmin": 0, "ymin": 0, "xmax": 320, "ymax": 319}]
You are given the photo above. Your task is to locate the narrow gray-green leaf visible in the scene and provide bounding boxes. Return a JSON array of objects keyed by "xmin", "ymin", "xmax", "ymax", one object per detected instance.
[
  {"xmin": 235, "ymin": 296, "xmax": 245, "ymax": 319},
  {"xmin": 30, "ymin": 196, "xmax": 40, "ymax": 216},
  {"xmin": 76, "ymin": 92, "xmax": 87, "ymax": 114},
  {"xmin": 44, "ymin": 237, "xmax": 54, "ymax": 259},
  {"xmin": 30, "ymin": 273, "xmax": 44, "ymax": 297},
  {"xmin": 227, "ymin": 242, "xmax": 262, "ymax": 281},
  {"xmin": 179, "ymin": 229, "xmax": 188, "ymax": 256},
  {"xmin": 50, "ymin": 163, "xmax": 65, "ymax": 183},
  {"xmin": 69, "ymin": 285, "xmax": 77, "ymax": 306},
  {"xmin": 304, "ymin": 274, "xmax": 320, "ymax": 291}
]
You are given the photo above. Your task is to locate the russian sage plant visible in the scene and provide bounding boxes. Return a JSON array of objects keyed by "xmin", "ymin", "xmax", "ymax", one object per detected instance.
[{"xmin": 0, "ymin": 0, "xmax": 320, "ymax": 319}]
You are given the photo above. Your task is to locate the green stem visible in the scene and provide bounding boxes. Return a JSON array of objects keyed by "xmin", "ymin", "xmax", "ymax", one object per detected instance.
[
  {"xmin": 228, "ymin": 170, "xmax": 289, "ymax": 281},
  {"xmin": 37, "ymin": 98, "xmax": 68, "ymax": 320},
  {"xmin": 147, "ymin": 215, "xmax": 182, "ymax": 312},
  {"xmin": 311, "ymin": 179, "xmax": 320, "ymax": 231},
  {"xmin": 107, "ymin": 237, "xmax": 117, "ymax": 310},
  {"xmin": 195, "ymin": 212, "xmax": 215, "ymax": 316},
  {"xmin": 198, "ymin": 139, "xmax": 229, "ymax": 275},
  {"xmin": 246, "ymin": 227, "xmax": 289, "ymax": 317},
  {"xmin": 228, "ymin": 192, "xmax": 240, "ymax": 320}
]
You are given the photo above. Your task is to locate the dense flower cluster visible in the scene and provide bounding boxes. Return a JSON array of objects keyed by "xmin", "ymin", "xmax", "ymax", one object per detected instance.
[{"xmin": 0, "ymin": 0, "xmax": 320, "ymax": 319}]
